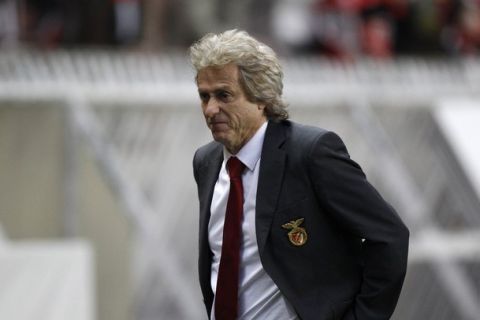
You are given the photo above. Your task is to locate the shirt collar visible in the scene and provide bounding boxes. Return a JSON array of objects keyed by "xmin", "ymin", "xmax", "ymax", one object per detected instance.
[{"xmin": 224, "ymin": 121, "xmax": 268, "ymax": 172}]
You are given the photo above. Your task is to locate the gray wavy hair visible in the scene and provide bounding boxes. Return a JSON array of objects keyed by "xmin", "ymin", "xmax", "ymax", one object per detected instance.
[{"xmin": 189, "ymin": 29, "xmax": 289, "ymax": 121}]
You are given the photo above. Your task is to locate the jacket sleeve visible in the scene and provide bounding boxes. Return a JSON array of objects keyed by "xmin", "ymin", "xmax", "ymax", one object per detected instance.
[{"xmin": 307, "ymin": 131, "xmax": 409, "ymax": 320}]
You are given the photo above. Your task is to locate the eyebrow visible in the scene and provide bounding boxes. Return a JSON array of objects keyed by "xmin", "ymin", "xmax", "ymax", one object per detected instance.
[{"xmin": 198, "ymin": 85, "xmax": 233, "ymax": 94}]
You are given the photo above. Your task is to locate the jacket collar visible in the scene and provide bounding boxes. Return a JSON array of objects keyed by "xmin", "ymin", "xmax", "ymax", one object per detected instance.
[{"xmin": 256, "ymin": 120, "xmax": 288, "ymax": 253}]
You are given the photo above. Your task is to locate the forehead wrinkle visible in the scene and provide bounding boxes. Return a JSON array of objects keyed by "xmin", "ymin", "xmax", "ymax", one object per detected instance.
[
  {"xmin": 197, "ymin": 63, "xmax": 240, "ymax": 81},
  {"xmin": 197, "ymin": 77, "xmax": 238, "ymax": 92},
  {"xmin": 198, "ymin": 84, "xmax": 232, "ymax": 94}
]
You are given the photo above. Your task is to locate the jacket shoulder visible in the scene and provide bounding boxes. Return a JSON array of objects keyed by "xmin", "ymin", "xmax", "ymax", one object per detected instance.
[
  {"xmin": 279, "ymin": 120, "xmax": 333, "ymax": 149},
  {"xmin": 288, "ymin": 121, "xmax": 329, "ymax": 139},
  {"xmin": 271, "ymin": 120, "xmax": 352, "ymax": 164},
  {"xmin": 193, "ymin": 141, "xmax": 222, "ymax": 168}
]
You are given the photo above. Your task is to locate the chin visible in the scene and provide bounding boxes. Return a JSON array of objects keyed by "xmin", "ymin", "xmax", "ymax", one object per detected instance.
[{"xmin": 212, "ymin": 132, "xmax": 228, "ymax": 144}]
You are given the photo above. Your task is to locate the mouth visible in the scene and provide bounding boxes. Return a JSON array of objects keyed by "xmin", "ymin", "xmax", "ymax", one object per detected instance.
[
  {"xmin": 208, "ymin": 120, "xmax": 229, "ymax": 132},
  {"xmin": 209, "ymin": 120, "xmax": 227, "ymax": 125}
]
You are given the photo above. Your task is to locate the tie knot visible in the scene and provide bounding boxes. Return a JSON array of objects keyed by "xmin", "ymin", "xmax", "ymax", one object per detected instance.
[{"xmin": 227, "ymin": 157, "xmax": 245, "ymax": 179}]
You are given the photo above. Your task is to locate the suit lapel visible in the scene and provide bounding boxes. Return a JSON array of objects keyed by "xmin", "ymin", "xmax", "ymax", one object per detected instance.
[
  {"xmin": 256, "ymin": 121, "xmax": 287, "ymax": 253},
  {"xmin": 198, "ymin": 145, "xmax": 223, "ymax": 250},
  {"xmin": 197, "ymin": 144, "xmax": 223, "ymax": 306}
]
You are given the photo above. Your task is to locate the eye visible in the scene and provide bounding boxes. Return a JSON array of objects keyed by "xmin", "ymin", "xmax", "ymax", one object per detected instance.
[
  {"xmin": 199, "ymin": 92, "xmax": 209, "ymax": 103},
  {"xmin": 216, "ymin": 90, "xmax": 232, "ymax": 102}
]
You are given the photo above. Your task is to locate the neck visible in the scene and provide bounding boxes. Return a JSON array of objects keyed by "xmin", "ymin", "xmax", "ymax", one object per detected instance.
[{"xmin": 227, "ymin": 119, "xmax": 267, "ymax": 154}]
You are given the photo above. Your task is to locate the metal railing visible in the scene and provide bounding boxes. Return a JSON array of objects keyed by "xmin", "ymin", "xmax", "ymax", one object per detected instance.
[{"xmin": 1, "ymin": 50, "xmax": 480, "ymax": 319}]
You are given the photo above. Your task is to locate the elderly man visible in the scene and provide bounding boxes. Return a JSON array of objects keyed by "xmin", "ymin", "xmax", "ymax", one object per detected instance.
[{"xmin": 191, "ymin": 29, "xmax": 409, "ymax": 320}]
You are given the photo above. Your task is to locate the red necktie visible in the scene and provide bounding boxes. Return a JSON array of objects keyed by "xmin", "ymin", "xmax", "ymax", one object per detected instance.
[{"xmin": 215, "ymin": 157, "xmax": 246, "ymax": 320}]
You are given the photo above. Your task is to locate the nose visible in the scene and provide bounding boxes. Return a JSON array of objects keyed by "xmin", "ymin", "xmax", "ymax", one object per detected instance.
[{"xmin": 203, "ymin": 97, "xmax": 220, "ymax": 118}]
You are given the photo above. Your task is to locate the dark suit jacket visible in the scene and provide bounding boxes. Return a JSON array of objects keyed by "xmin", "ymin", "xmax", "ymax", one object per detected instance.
[{"xmin": 193, "ymin": 120, "xmax": 409, "ymax": 320}]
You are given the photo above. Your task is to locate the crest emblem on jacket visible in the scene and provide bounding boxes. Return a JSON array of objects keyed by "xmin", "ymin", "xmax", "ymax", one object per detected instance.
[{"xmin": 282, "ymin": 218, "xmax": 308, "ymax": 246}]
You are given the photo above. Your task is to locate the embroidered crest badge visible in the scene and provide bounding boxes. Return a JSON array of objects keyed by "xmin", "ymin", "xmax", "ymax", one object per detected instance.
[{"xmin": 282, "ymin": 218, "xmax": 308, "ymax": 246}]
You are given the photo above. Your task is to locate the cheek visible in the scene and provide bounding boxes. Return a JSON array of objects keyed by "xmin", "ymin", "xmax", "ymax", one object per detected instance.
[
  {"xmin": 202, "ymin": 113, "xmax": 210, "ymax": 125},
  {"xmin": 228, "ymin": 113, "xmax": 244, "ymax": 130}
]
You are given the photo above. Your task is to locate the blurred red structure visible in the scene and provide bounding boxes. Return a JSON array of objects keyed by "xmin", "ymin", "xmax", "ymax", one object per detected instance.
[{"xmin": 5, "ymin": 0, "xmax": 480, "ymax": 58}]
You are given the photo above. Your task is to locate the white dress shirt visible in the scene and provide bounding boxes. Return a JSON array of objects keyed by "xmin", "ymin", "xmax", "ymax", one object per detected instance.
[{"xmin": 209, "ymin": 122, "xmax": 298, "ymax": 320}]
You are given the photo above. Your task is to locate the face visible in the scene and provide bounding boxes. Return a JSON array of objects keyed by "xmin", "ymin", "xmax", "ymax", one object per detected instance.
[{"xmin": 197, "ymin": 63, "xmax": 267, "ymax": 154}]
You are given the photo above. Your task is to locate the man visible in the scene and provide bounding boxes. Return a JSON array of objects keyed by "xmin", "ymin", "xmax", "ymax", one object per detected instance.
[{"xmin": 191, "ymin": 29, "xmax": 409, "ymax": 320}]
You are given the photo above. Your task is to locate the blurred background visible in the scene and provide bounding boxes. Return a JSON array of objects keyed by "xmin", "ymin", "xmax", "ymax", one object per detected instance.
[{"xmin": 1, "ymin": 0, "xmax": 480, "ymax": 319}]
